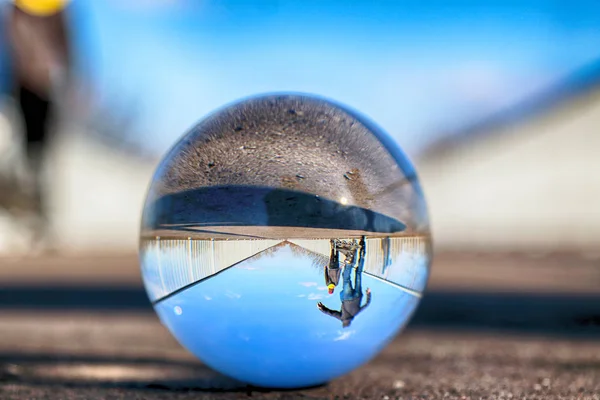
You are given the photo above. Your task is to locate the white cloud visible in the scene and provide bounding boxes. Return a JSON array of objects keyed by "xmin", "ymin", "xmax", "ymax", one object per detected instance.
[
  {"xmin": 333, "ymin": 330, "xmax": 355, "ymax": 341},
  {"xmin": 296, "ymin": 294, "xmax": 306, "ymax": 298},
  {"xmin": 308, "ymin": 293, "xmax": 324, "ymax": 300},
  {"xmin": 203, "ymin": 295, "xmax": 212, "ymax": 301},
  {"xmin": 238, "ymin": 266, "xmax": 259, "ymax": 271},
  {"xmin": 299, "ymin": 282, "xmax": 317, "ymax": 287},
  {"xmin": 317, "ymin": 286, "xmax": 328, "ymax": 291},
  {"xmin": 225, "ymin": 290, "xmax": 241, "ymax": 299}
]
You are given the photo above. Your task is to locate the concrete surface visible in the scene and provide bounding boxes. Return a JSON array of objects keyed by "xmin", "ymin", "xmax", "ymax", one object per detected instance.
[
  {"xmin": 0, "ymin": 312, "xmax": 598, "ymax": 400},
  {"xmin": 0, "ymin": 252, "xmax": 599, "ymax": 399},
  {"xmin": 145, "ymin": 95, "xmax": 427, "ymax": 235}
]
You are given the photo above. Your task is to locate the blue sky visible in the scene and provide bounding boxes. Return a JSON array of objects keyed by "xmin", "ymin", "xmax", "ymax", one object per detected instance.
[
  {"xmin": 2, "ymin": 0, "xmax": 600, "ymax": 157},
  {"xmin": 155, "ymin": 244, "xmax": 420, "ymax": 388}
]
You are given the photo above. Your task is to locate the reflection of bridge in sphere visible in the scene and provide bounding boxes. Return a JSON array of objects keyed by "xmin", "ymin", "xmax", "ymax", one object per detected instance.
[
  {"xmin": 288, "ymin": 237, "xmax": 429, "ymax": 296},
  {"xmin": 140, "ymin": 236, "xmax": 430, "ymax": 303}
]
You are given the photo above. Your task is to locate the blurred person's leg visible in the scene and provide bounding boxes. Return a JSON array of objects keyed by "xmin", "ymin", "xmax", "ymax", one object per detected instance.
[{"xmin": 17, "ymin": 84, "xmax": 54, "ymax": 248}]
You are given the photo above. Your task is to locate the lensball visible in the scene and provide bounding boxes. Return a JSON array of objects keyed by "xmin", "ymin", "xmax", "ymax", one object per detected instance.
[{"xmin": 139, "ymin": 93, "xmax": 432, "ymax": 389}]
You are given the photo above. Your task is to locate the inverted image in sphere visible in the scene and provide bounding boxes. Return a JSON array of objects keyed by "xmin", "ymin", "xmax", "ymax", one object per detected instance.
[{"xmin": 139, "ymin": 93, "xmax": 432, "ymax": 389}]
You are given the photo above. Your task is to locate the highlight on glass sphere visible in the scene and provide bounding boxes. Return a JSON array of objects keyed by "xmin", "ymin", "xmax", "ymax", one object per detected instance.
[{"xmin": 139, "ymin": 93, "xmax": 432, "ymax": 389}]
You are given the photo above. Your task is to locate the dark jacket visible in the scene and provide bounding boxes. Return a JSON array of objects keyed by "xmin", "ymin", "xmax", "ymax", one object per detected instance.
[
  {"xmin": 324, "ymin": 265, "xmax": 341, "ymax": 287},
  {"xmin": 5, "ymin": 5, "xmax": 71, "ymax": 97},
  {"xmin": 319, "ymin": 292, "xmax": 372, "ymax": 327}
]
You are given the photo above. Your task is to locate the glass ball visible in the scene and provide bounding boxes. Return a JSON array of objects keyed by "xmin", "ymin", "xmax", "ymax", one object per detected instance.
[{"xmin": 139, "ymin": 93, "xmax": 432, "ymax": 389}]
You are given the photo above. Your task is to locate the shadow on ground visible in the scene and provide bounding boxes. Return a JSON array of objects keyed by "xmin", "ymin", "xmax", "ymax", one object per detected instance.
[
  {"xmin": 1, "ymin": 285, "xmax": 599, "ymax": 337},
  {"xmin": 1, "ymin": 285, "xmax": 599, "ymax": 396},
  {"xmin": 0, "ymin": 353, "xmax": 329, "ymax": 395}
]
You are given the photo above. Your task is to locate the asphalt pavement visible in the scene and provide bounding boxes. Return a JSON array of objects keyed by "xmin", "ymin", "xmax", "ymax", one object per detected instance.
[{"xmin": 0, "ymin": 252, "xmax": 598, "ymax": 399}]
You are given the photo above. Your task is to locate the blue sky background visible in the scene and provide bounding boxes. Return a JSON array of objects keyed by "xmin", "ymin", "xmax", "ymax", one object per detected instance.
[
  {"xmin": 2, "ymin": 0, "xmax": 600, "ymax": 157},
  {"xmin": 155, "ymin": 244, "xmax": 420, "ymax": 388}
]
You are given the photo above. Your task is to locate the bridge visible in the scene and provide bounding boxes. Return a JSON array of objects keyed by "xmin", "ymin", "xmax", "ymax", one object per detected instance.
[{"xmin": 140, "ymin": 236, "xmax": 430, "ymax": 302}]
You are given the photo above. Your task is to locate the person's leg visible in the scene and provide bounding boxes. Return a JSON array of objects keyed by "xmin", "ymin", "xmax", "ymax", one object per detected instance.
[
  {"xmin": 355, "ymin": 257, "xmax": 364, "ymax": 294},
  {"xmin": 359, "ymin": 236, "xmax": 366, "ymax": 261},
  {"xmin": 19, "ymin": 85, "xmax": 52, "ymax": 240},
  {"xmin": 382, "ymin": 236, "xmax": 391, "ymax": 275},
  {"xmin": 340, "ymin": 265, "xmax": 354, "ymax": 301},
  {"xmin": 353, "ymin": 240, "xmax": 366, "ymax": 291},
  {"xmin": 329, "ymin": 240, "xmax": 340, "ymax": 269},
  {"xmin": 346, "ymin": 249, "xmax": 364, "ymax": 299}
]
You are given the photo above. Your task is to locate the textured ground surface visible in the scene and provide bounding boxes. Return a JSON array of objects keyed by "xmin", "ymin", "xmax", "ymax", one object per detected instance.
[
  {"xmin": 145, "ymin": 95, "xmax": 426, "ymax": 233},
  {"xmin": 0, "ymin": 252, "xmax": 599, "ymax": 399}
]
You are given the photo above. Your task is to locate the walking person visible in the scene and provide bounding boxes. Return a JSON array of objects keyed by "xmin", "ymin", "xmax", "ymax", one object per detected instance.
[
  {"xmin": 324, "ymin": 239, "xmax": 342, "ymax": 294},
  {"xmin": 3, "ymin": 0, "xmax": 72, "ymax": 248},
  {"xmin": 317, "ymin": 236, "xmax": 372, "ymax": 328}
]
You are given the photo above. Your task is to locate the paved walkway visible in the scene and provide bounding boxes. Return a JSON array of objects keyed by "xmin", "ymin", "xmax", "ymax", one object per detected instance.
[
  {"xmin": 0, "ymin": 311, "xmax": 598, "ymax": 400},
  {"xmin": 0, "ymin": 253, "xmax": 598, "ymax": 399}
]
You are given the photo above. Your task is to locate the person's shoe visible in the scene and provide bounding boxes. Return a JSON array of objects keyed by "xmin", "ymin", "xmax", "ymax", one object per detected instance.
[
  {"xmin": 332, "ymin": 239, "xmax": 345, "ymax": 248},
  {"xmin": 337, "ymin": 239, "xmax": 359, "ymax": 250},
  {"xmin": 359, "ymin": 236, "xmax": 366, "ymax": 257}
]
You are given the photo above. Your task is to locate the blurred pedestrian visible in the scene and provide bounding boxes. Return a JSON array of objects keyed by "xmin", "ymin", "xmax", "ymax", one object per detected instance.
[{"xmin": 3, "ymin": 0, "xmax": 72, "ymax": 249}]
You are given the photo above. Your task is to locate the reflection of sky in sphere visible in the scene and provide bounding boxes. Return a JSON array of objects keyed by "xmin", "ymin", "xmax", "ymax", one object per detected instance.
[
  {"xmin": 155, "ymin": 245, "xmax": 420, "ymax": 388},
  {"xmin": 385, "ymin": 249, "xmax": 430, "ymax": 293}
]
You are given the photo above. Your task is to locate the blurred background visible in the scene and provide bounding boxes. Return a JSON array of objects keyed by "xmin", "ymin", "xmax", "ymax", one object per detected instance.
[
  {"xmin": 1, "ymin": 0, "xmax": 599, "ymax": 257},
  {"xmin": 0, "ymin": 1, "xmax": 599, "ymax": 396},
  {"xmin": 0, "ymin": 0, "xmax": 598, "ymax": 317}
]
